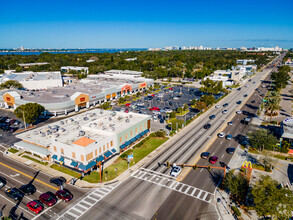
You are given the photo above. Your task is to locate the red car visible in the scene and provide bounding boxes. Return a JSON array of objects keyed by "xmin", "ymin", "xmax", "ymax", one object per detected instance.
[
  {"xmin": 39, "ymin": 192, "xmax": 57, "ymax": 206},
  {"xmin": 150, "ymin": 94, "xmax": 155, "ymax": 97},
  {"xmin": 125, "ymin": 103, "xmax": 131, "ymax": 107},
  {"xmin": 168, "ymin": 87, "xmax": 173, "ymax": 90},
  {"xmin": 209, "ymin": 156, "xmax": 218, "ymax": 164},
  {"xmin": 125, "ymin": 108, "xmax": 129, "ymax": 113},
  {"xmin": 149, "ymin": 107, "xmax": 160, "ymax": 111},
  {"xmin": 55, "ymin": 189, "xmax": 73, "ymax": 202},
  {"xmin": 27, "ymin": 200, "xmax": 44, "ymax": 214}
]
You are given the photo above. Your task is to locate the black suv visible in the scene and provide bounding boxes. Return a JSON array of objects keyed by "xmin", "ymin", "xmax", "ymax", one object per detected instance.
[
  {"xmin": 209, "ymin": 115, "xmax": 216, "ymax": 120},
  {"xmin": 5, "ymin": 188, "xmax": 24, "ymax": 201},
  {"xmin": 19, "ymin": 184, "xmax": 36, "ymax": 195}
]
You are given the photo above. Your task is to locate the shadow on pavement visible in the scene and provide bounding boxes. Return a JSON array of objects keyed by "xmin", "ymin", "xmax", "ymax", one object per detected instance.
[
  {"xmin": 209, "ymin": 170, "xmax": 223, "ymax": 187},
  {"xmin": 288, "ymin": 164, "xmax": 293, "ymax": 184}
]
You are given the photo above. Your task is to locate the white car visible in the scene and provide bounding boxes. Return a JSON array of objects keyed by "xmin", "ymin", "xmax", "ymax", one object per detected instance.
[
  {"xmin": 170, "ymin": 166, "xmax": 182, "ymax": 178},
  {"xmin": 261, "ymin": 85, "xmax": 266, "ymax": 88},
  {"xmin": 173, "ymin": 97, "xmax": 179, "ymax": 100},
  {"xmin": 218, "ymin": 132, "xmax": 226, "ymax": 138},
  {"xmin": 153, "ymin": 116, "xmax": 158, "ymax": 121},
  {"xmin": 222, "ymin": 110, "xmax": 228, "ymax": 114},
  {"xmin": 236, "ymin": 110, "xmax": 242, "ymax": 115},
  {"xmin": 165, "ymin": 108, "xmax": 172, "ymax": 113},
  {"xmin": 215, "ymin": 105, "xmax": 220, "ymax": 108}
]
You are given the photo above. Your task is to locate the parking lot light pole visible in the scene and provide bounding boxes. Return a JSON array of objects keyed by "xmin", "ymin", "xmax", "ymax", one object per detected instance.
[{"xmin": 19, "ymin": 109, "xmax": 27, "ymax": 130}]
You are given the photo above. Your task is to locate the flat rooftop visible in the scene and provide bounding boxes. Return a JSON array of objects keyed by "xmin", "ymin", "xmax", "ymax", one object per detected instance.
[
  {"xmin": 16, "ymin": 109, "xmax": 150, "ymax": 147},
  {"xmin": 0, "ymin": 71, "xmax": 61, "ymax": 82}
]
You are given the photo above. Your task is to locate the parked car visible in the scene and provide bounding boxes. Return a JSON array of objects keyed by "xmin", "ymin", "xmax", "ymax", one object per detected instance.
[
  {"xmin": 125, "ymin": 103, "xmax": 131, "ymax": 107},
  {"xmin": 0, "ymin": 176, "xmax": 6, "ymax": 188},
  {"xmin": 159, "ymin": 119, "xmax": 164, "ymax": 124},
  {"xmin": 201, "ymin": 152, "xmax": 210, "ymax": 159},
  {"xmin": 27, "ymin": 200, "xmax": 44, "ymax": 214},
  {"xmin": 19, "ymin": 184, "xmax": 36, "ymax": 195},
  {"xmin": 9, "ymin": 119, "xmax": 16, "ymax": 125},
  {"xmin": 170, "ymin": 165, "xmax": 182, "ymax": 178},
  {"xmin": 5, "ymin": 188, "xmax": 24, "ymax": 201},
  {"xmin": 39, "ymin": 192, "xmax": 57, "ymax": 206},
  {"xmin": 55, "ymin": 189, "xmax": 73, "ymax": 202},
  {"xmin": 226, "ymin": 148, "xmax": 236, "ymax": 155},
  {"xmin": 209, "ymin": 156, "xmax": 218, "ymax": 164},
  {"xmin": 50, "ymin": 177, "xmax": 66, "ymax": 186},
  {"xmin": 149, "ymin": 107, "xmax": 160, "ymax": 111},
  {"xmin": 223, "ymin": 103, "xmax": 229, "ymax": 107}
]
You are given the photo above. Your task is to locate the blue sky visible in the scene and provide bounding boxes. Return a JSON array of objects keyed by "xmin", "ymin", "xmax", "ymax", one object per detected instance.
[{"xmin": 1, "ymin": 0, "xmax": 292, "ymax": 48}]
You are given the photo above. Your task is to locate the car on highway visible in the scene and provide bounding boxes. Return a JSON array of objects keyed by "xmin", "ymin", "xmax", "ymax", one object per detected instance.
[
  {"xmin": 201, "ymin": 152, "xmax": 210, "ymax": 159},
  {"xmin": 39, "ymin": 192, "xmax": 58, "ymax": 206},
  {"xmin": 5, "ymin": 188, "xmax": 24, "ymax": 201},
  {"xmin": 222, "ymin": 110, "xmax": 228, "ymax": 114},
  {"xmin": 50, "ymin": 177, "xmax": 66, "ymax": 186},
  {"xmin": 215, "ymin": 105, "xmax": 220, "ymax": 108},
  {"xmin": 19, "ymin": 184, "xmax": 36, "ymax": 195},
  {"xmin": 226, "ymin": 148, "xmax": 236, "ymax": 155},
  {"xmin": 173, "ymin": 97, "xmax": 179, "ymax": 100},
  {"xmin": 223, "ymin": 103, "xmax": 229, "ymax": 107},
  {"xmin": 251, "ymin": 100, "xmax": 256, "ymax": 103},
  {"xmin": 218, "ymin": 132, "xmax": 226, "ymax": 138},
  {"xmin": 237, "ymin": 88, "xmax": 241, "ymax": 91},
  {"xmin": 226, "ymin": 134, "xmax": 233, "ymax": 140},
  {"xmin": 242, "ymin": 111, "xmax": 250, "ymax": 115},
  {"xmin": 236, "ymin": 110, "xmax": 242, "ymax": 115},
  {"xmin": 261, "ymin": 85, "xmax": 266, "ymax": 88},
  {"xmin": 227, "ymin": 121, "xmax": 234, "ymax": 126},
  {"xmin": 236, "ymin": 101, "xmax": 242, "ymax": 105},
  {"xmin": 204, "ymin": 123, "xmax": 211, "ymax": 129},
  {"xmin": 27, "ymin": 200, "xmax": 44, "ymax": 214},
  {"xmin": 209, "ymin": 115, "xmax": 216, "ymax": 120},
  {"xmin": 209, "ymin": 156, "xmax": 218, "ymax": 164},
  {"xmin": 243, "ymin": 94, "xmax": 248, "ymax": 97},
  {"xmin": 170, "ymin": 165, "xmax": 182, "ymax": 178},
  {"xmin": 0, "ymin": 176, "xmax": 6, "ymax": 188}
]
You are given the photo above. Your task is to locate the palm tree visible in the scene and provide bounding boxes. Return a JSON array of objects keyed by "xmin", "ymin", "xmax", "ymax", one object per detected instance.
[{"xmin": 266, "ymin": 98, "xmax": 281, "ymax": 121}]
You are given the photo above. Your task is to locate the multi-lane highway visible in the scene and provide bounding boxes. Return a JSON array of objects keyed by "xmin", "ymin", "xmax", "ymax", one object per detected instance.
[{"xmin": 57, "ymin": 54, "xmax": 284, "ymax": 220}]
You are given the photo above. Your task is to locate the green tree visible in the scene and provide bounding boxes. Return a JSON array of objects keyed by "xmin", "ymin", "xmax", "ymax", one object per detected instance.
[
  {"xmin": 200, "ymin": 79, "xmax": 223, "ymax": 95},
  {"xmin": 192, "ymin": 101, "xmax": 207, "ymax": 111},
  {"xmin": 14, "ymin": 103, "xmax": 45, "ymax": 125},
  {"xmin": 200, "ymin": 95, "xmax": 215, "ymax": 106},
  {"xmin": 222, "ymin": 171, "xmax": 248, "ymax": 203},
  {"xmin": 0, "ymin": 80, "xmax": 23, "ymax": 90},
  {"xmin": 252, "ymin": 175, "xmax": 293, "ymax": 219},
  {"xmin": 248, "ymin": 129, "xmax": 278, "ymax": 151},
  {"xmin": 265, "ymin": 97, "xmax": 281, "ymax": 120}
]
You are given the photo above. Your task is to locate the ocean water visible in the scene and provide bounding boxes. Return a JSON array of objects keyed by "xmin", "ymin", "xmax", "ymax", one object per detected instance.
[{"xmin": 0, "ymin": 48, "xmax": 147, "ymax": 55}]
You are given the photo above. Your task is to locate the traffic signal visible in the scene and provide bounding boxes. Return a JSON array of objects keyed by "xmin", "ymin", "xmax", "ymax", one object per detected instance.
[
  {"xmin": 166, "ymin": 161, "xmax": 170, "ymax": 168},
  {"xmin": 181, "ymin": 164, "xmax": 185, "ymax": 169},
  {"xmin": 193, "ymin": 165, "xmax": 198, "ymax": 170}
]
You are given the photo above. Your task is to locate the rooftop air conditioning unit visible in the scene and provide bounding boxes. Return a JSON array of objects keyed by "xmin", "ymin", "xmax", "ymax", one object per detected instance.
[
  {"xmin": 102, "ymin": 126, "xmax": 107, "ymax": 130},
  {"xmin": 83, "ymin": 117, "xmax": 89, "ymax": 121},
  {"xmin": 112, "ymin": 127, "xmax": 115, "ymax": 131},
  {"xmin": 129, "ymin": 115, "xmax": 133, "ymax": 118},
  {"xmin": 118, "ymin": 116, "xmax": 123, "ymax": 120},
  {"xmin": 60, "ymin": 121, "xmax": 64, "ymax": 125},
  {"xmin": 125, "ymin": 119, "xmax": 130, "ymax": 123},
  {"xmin": 108, "ymin": 117, "xmax": 112, "ymax": 121},
  {"xmin": 60, "ymin": 128, "xmax": 66, "ymax": 132},
  {"xmin": 79, "ymin": 130, "xmax": 85, "ymax": 136},
  {"xmin": 100, "ymin": 110, "xmax": 103, "ymax": 114},
  {"xmin": 111, "ymin": 112, "xmax": 116, "ymax": 117}
]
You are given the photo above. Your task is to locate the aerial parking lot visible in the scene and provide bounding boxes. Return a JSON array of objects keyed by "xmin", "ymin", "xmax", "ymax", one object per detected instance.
[{"xmin": 112, "ymin": 85, "xmax": 218, "ymax": 132}]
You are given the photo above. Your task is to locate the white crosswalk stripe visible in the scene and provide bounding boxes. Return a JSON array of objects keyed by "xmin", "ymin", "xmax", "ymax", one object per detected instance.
[
  {"xmin": 56, "ymin": 183, "xmax": 120, "ymax": 220},
  {"xmin": 131, "ymin": 169, "xmax": 214, "ymax": 204}
]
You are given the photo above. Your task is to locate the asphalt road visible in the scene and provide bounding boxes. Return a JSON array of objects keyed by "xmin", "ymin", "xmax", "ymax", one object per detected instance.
[
  {"xmin": 0, "ymin": 145, "xmax": 89, "ymax": 219},
  {"xmin": 72, "ymin": 54, "xmax": 285, "ymax": 220}
]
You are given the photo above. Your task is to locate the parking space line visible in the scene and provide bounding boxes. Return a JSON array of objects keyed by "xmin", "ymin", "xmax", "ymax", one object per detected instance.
[{"xmin": 0, "ymin": 161, "xmax": 58, "ymax": 191}]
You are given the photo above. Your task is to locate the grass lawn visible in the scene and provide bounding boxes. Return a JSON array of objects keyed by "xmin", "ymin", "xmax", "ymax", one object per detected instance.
[
  {"xmin": 83, "ymin": 137, "xmax": 168, "ymax": 183},
  {"xmin": 7, "ymin": 148, "xmax": 19, "ymax": 154},
  {"xmin": 22, "ymin": 155, "xmax": 49, "ymax": 166},
  {"xmin": 50, "ymin": 164, "xmax": 80, "ymax": 177}
]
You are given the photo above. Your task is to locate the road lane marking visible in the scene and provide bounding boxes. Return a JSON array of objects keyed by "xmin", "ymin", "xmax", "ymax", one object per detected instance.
[
  {"xmin": 0, "ymin": 161, "xmax": 58, "ymax": 191},
  {"xmin": 221, "ymin": 154, "xmax": 225, "ymax": 158}
]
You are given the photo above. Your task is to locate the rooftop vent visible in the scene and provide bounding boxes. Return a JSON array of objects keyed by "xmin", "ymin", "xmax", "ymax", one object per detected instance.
[
  {"xmin": 125, "ymin": 119, "xmax": 130, "ymax": 123},
  {"xmin": 60, "ymin": 121, "xmax": 64, "ymax": 125},
  {"xmin": 60, "ymin": 128, "xmax": 66, "ymax": 132},
  {"xmin": 108, "ymin": 117, "xmax": 112, "ymax": 121},
  {"xmin": 70, "ymin": 118, "xmax": 74, "ymax": 122},
  {"xmin": 79, "ymin": 130, "xmax": 85, "ymax": 136},
  {"xmin": 83, "ymin": 117, "xmax": 89, "ymax": 121},
  {"xmin": 102, "ymin": 126, "xmax": 107, "ymax": 130},
  {"xmin": 118, "ymin": 116, "xmax": 123, "ymax": 120},
  {"xmin": 100, "ymin": 110, "xmax": 103, "ymax": 114},
  {"xmin": 112, "ymin": 127, "xmax": 115, "ymax": 131},
  {"xmin": 129, "ymin": 115, "xmax": 133, "ymax": 118},
  {"xmin": 111, "ymin": 112, "xmax": 116, "ymax": 117}
]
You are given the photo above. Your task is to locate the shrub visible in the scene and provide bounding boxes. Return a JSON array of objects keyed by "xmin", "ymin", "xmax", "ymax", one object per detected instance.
[
  {"xmin": 231, "ymin": 206, "xmax": 241, "ymax": 216},
  {"xmin": 119, "ymin": 150, "xmax": 133, "ymax": 160}
]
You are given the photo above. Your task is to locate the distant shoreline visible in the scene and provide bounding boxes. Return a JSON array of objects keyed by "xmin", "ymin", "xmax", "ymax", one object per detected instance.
[{"xmin": 0, "ymin": 48, "xmax": 147, "ymax": 55}]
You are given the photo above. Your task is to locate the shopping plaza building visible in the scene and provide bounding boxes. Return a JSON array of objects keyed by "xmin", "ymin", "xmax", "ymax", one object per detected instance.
[
  {"xmin": 15, "ymin": 109, "xmax": 151, "ymax": 172},
  {"xmin": 0, "ymin": 70, "xmax": 154, "ymax": 116}
]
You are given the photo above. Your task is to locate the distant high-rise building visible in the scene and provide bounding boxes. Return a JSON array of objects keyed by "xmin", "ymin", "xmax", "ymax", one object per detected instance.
[{"xmin": 20, "ymin": 46, "xmax": 24, "ymax": 51}]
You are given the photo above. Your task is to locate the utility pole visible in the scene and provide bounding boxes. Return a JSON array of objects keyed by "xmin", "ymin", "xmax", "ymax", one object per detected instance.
[{"xmin": 19, "ymin": 109, "xmax": 27, "ymax": 130}]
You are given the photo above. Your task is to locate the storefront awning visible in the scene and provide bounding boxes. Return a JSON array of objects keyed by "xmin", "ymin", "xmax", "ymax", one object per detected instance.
[
  {"xmin": 59, "ymin": 157, "xmax": 65, "ymax": 162},
  {"xmin": 52, "ymin": 155, "xmax": 57, "ymax": 160},
  {"xmin": 70, "ymin": 161, "xmax": 78, "ymax": 167},
  {"xmin": 96, "ymin": 155, "xmax": 105, "ymax": 163},
  {"xmin": 111, "ymin": 149, "xmax": 117, "ymax": 154},
  {"xmin": 104, "ymin": 151, "xmax": 112, "ymax": 158}
]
